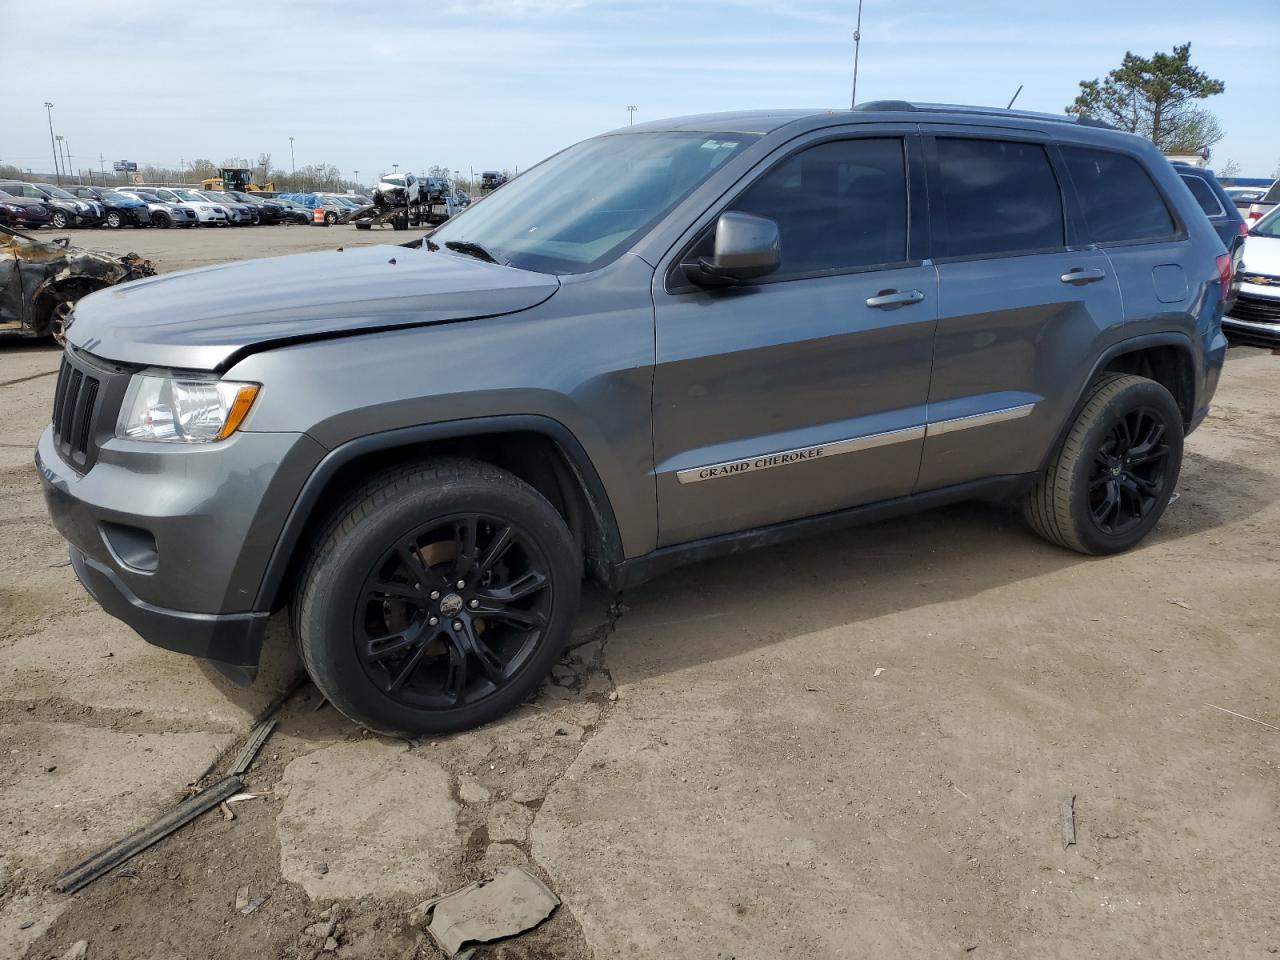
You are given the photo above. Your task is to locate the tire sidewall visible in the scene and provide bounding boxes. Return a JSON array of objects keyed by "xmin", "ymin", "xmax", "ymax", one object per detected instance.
[
  {"xmin": 298, "ymin": 470, "xmax": 580, "ymax": 735},
  {"xmin": 1067, "ymin": 380, "xmax": 1184, "ymax": 554}
]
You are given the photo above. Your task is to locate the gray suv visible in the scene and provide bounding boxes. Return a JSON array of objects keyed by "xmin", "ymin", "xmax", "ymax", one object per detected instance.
[{"xmin": 38, "ymin": 102, "xmax": 1230, "ymax": 735}]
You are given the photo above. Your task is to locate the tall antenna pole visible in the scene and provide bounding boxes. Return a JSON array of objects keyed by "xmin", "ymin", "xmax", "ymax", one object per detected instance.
[
  {"xmin": 44, "ymin": 102, "xmax": 61, "ymax": 184},
  {"xmin": 1006, "ymin": 84, "xmax": 1024, "ymax": 109},
  {"xmin": 850, "ymin": 0, "xmax": 863, "ymax": 108}
]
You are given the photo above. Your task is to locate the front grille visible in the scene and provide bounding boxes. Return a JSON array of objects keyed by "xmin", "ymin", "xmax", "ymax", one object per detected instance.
[
  {"xmin": 1230, "ymin": 293, "xmax": 1280, "ymax": 326},
  {"xmin": 52, "ymin": 357, "xmax": 102, "ymax": 469}
]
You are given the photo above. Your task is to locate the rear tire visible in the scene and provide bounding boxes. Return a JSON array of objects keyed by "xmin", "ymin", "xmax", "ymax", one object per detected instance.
[
  {"xmin": 292, "ymin": 458, "xmax": 581, "ymax": 736},
  {"xmin": 1023, "ymin": 373, "xmax": 1183, "ymax": 555}
]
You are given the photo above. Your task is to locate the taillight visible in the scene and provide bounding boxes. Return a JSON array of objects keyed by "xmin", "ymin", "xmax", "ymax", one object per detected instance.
[
  {"xmin": 1216, "ymin": 253, "xmax": 1232, "ymax": 299},
  {"xmin": 1239, "ymin": 221, "xmax": 1250, "ymax": 237},
  {"xmin": 1248, "ymin": 211, "xmax": 1263, "ymax": 221}
]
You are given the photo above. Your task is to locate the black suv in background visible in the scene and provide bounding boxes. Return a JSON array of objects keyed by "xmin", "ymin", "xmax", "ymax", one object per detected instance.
[{"xmin": 1175, "ymin": 164, "xmax": 1246, "ymax": 311}]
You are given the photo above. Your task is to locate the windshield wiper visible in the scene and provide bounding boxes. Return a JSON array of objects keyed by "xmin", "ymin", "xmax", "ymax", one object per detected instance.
[{"xmin": 444, "ymin": 239, "xmax": 507, "ymax": 266}]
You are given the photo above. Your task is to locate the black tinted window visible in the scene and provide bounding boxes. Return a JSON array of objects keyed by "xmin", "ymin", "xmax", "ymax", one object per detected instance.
[
  {"xmin": 1062, "ymin": 147, "xmax": 1176, "ymax": 242},
  {"xmin": 1180, "ymin": 174, "xmax": 1224, "ymax": 217},
  {"xmin": 934, "ymin": 138, "xmax": 1064, "ymax": 258},
  {"xmin": 731, "ymin": 138, "xmax": 908, "ymax": 276}
]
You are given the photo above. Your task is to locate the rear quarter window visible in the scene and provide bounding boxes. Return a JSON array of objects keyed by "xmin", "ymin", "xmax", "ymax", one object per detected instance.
[
  {"xmin": 1179, "ymin": 174, "xmax": 1225, "ymax": 217},
  {"xmin": 1062, "ymin": 146, "xmax": 1177, "ymax": 243}
]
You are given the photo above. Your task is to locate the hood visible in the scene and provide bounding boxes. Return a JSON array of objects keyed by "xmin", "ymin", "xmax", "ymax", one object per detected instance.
[
  {"xmin": 1239, "ymin": 232, "xmax": 1280, "ymax": 281},
  {"xmin": 67, "ymin": 243, "xmax": 560, "ymax": 371}
]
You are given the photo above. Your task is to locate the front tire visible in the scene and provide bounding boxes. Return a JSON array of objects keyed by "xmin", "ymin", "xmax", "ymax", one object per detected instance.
[
  {"xmin": 1023, "ymin": 373, "xmax": 1183, "ymax": 555},
  {"xmin": 50, "ymin": 210, "xmax": 70, "ymax": 229},
  {"xmin": 293, "ymin": 459, "xmax": 581, "ymax": 736},
  {"xmin": 325, "ymin": 210, "xmax": 339, "ymax": 225},
  {"xmin": 104, "ymin": 210, "xmax": 123, "ymax": 229}
]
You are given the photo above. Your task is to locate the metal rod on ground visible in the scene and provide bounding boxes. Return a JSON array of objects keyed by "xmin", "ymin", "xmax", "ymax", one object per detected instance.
[
  {"xmin": 229, "ymin": 717, "xmax": 278, "ymax": 776},
  {"xmin": 54, "ymin": 775, "xmax": 243, "ymax": 893}
]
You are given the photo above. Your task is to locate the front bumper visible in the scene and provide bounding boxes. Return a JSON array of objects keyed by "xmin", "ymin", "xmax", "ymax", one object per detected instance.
[
  {"xmin": 36, "ymin": 418, "xmax": 325, "ymax": 680},
  {"xmin": 1224, "ymin": 288, "xmax": 1280, "ymax": 346},
  {"xmin": 68, "ymin": 545, "xmax": 268, "ymax": 683}
]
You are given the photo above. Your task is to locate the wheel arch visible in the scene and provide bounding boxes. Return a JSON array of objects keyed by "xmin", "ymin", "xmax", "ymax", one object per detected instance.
[
  {"xmin": 1038, "ymin": 332, "xmax": 1197, "ymax": 474},
  {"xmin": 254, "ymin": 415, "xmax": 624, "ymax": 613}
]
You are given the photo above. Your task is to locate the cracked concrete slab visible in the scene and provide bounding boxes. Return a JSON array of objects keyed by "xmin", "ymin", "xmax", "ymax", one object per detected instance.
[
  {"xmin": 276, "ymin": 739, "xmax": 459, "ymax": 900},
  {"xmin": 0, "ymin": 612, "xmax": 302, "ymax": 730},
  {"xmin": 0, "ymin": 721, "xmax": 235, "ymax": 877}
]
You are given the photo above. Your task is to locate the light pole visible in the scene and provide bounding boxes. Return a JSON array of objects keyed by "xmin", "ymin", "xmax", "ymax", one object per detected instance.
[
  {"xmin": 44, "ymin": 102, "xmax": 61, "ymax": 184},
  {"xmin": 850, "ymin": 0, "xmax": 863, "ymax": 108},
  {"xmin": 56, "ymin": 136, "xmax": 66, "ymax": 181},
  {"xmin": 626, "ymin": 105, "xmax": 637, "ymax": 125},
  {"xmin": 392, "ymin": 163, "xmax": 399, "ymax": 173},
  {"xmin": 289, "ymin": 137, "xmax": 295, "ymax": 173},
  {"xmin": 353, "ymin": 170, "xmax": 359, "ymax": 188}
]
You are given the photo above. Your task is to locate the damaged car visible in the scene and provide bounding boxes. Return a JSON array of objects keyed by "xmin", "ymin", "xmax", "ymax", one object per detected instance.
[{"xmin": 0, "ymin": 224, "xmax": 154, "ymax": 343}]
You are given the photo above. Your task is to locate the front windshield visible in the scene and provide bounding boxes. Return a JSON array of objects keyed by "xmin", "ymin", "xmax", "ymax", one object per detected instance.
[
  {"xmin": 40, "ymin": 184, "xmax": 76, "ymax": 199},
  {"xmin": 99, "ymin": 190, "xmax": 128, "ymax": 202},
  {"xmin": 174, "ymin": 189, "xmax": 206, "ymax": 202},
  {"xmin": 431, "ymin": 131, "xmax": 755, "ymax": 274},
  {"xmin": 1251, "ymin": 206, "xmax": 1280, "ymax": 239}
]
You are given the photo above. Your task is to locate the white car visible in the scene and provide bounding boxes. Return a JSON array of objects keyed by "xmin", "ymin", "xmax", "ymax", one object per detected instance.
[
  {"xmin": 147, "ymin": 187, "xmax": 230, "ymax": 226},
  {"xmin": 117, "ymin": 188, "xmax": 199, "ymax": 228},
  {"xmin": 1225, "ymin": 205, "xmax": 1280, "ymax": 346}
]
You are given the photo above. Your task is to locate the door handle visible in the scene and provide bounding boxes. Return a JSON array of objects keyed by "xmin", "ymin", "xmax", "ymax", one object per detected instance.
[
  {"xmin": 865, "ymin": 289, "xmax": 925, "ymax": 309},
  {"xmin": 1060, "ymin": 267, "xmax": 1106, "ymax": 285}
]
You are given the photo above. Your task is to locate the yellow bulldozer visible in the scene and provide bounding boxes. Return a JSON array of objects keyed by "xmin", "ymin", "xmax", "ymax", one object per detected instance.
[{"xmin": 199, "ymin": 167, "xmax": 276, "ymax": 192}]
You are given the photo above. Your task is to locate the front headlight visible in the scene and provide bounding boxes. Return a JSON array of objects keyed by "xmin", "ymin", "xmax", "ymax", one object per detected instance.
[{"xmin": 116, "ymin": 375, "xmax": 260, "ymax": 443}]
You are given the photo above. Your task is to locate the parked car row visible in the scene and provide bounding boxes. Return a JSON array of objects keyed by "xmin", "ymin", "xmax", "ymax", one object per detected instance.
[{"xmin": 0, "ymin": 180, "xmax": 371, "ymax": 230}]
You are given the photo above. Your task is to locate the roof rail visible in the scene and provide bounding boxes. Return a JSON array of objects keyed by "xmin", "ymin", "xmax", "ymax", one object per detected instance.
[{"xmin": 852, "ymin": 100, "xmax": 1116, "ymax": 130}]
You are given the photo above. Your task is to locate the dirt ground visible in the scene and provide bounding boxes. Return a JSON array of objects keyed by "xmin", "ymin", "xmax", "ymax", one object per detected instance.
[{"xmin": 1, "ymin": 226, "xmax": 1278, "ymax": 960}]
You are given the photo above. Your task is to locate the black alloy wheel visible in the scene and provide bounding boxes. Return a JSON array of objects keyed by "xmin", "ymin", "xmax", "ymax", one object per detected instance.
[
  {"xmin": 293, "ymin": 458, "xmax": 580, "ymax": 735},
  {"xmin": 1087, "ymin": 406, "xmax": 1172, "ymax": 536},
  {"xmin": 50, "ymin": 210, "xmax": 70, "ymax": 229},
  {"xmin": 1023, "ymin": 373, "xmax": 1183, "ymax": 555},
  {"xmin": 355, "ymin": 514, "xmax": 552, "ymax": 710}
]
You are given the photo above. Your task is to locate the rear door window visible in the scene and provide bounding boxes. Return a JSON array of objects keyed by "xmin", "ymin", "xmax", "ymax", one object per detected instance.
[
  {"xmin": 932, "ymin": 138, "xmax": 1064, "ymax": 259},
  {"xmin": 1062, "ymin": 146, "xmax": 1177, "ymax": 243},
  {"xmin": 1179, "ymin": 174, "xmax": 1225, "ymax": 217},
  {"xmin": 730, "ymin": 137, "xmax": 909, "ymax": 278}
]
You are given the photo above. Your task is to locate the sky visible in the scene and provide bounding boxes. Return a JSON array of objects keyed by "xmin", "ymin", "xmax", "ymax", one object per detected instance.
[{"xmin": 4, "ymin": 0, "xmax": 1278, "ymax": 186}]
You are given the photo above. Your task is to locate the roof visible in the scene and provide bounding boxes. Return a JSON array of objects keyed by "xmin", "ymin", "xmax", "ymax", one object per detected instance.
[{"xmin": 618, "ymin": 102, "xmax": 1117, "ymax": 137}]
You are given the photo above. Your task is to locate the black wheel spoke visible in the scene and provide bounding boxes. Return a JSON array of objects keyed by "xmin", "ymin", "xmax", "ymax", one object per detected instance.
[
  {"xmin": 363, "ymin": 624, "xmax": 426, "ymax": 663},
  {"xmin": 453, "ymin": 519, "xmax": 479, "ymax": 578},
  {"xmin": 386, "ymin": 641, "xmax": 429, "ymax": 693},
  {"xmin": 1094, "ymin": 479, "xmax": 1120, "ymax": 527},
  {"xmin": 442, "ymin": 642, "xmax": 468, "ymax": 704},
  {"xmin": 475, "ymin": 603, "xmax": 547, "ymax": 629},
  {"xmin": 395, "ymin": 543, "xmax": 439, "ymax": 589},
  {"xmin": 367, "ymin": 580, "xmax": 427, "ymax": 604},
  {"xmin": 456, "ymin": 621, "xmax": 507, "ymax": 683},
  {"xmin": 476, "ymin": 525, "xmax": 514, "ymax": 577},
  {"xmin": 480, "ymin": 570, "xmax": 548, "ymax": 604}
]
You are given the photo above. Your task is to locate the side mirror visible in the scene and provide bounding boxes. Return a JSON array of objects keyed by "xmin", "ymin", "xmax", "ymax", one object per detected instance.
[{"xmin": 683, "ymin": 211, "xmax": 781, "ymax": 287}]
